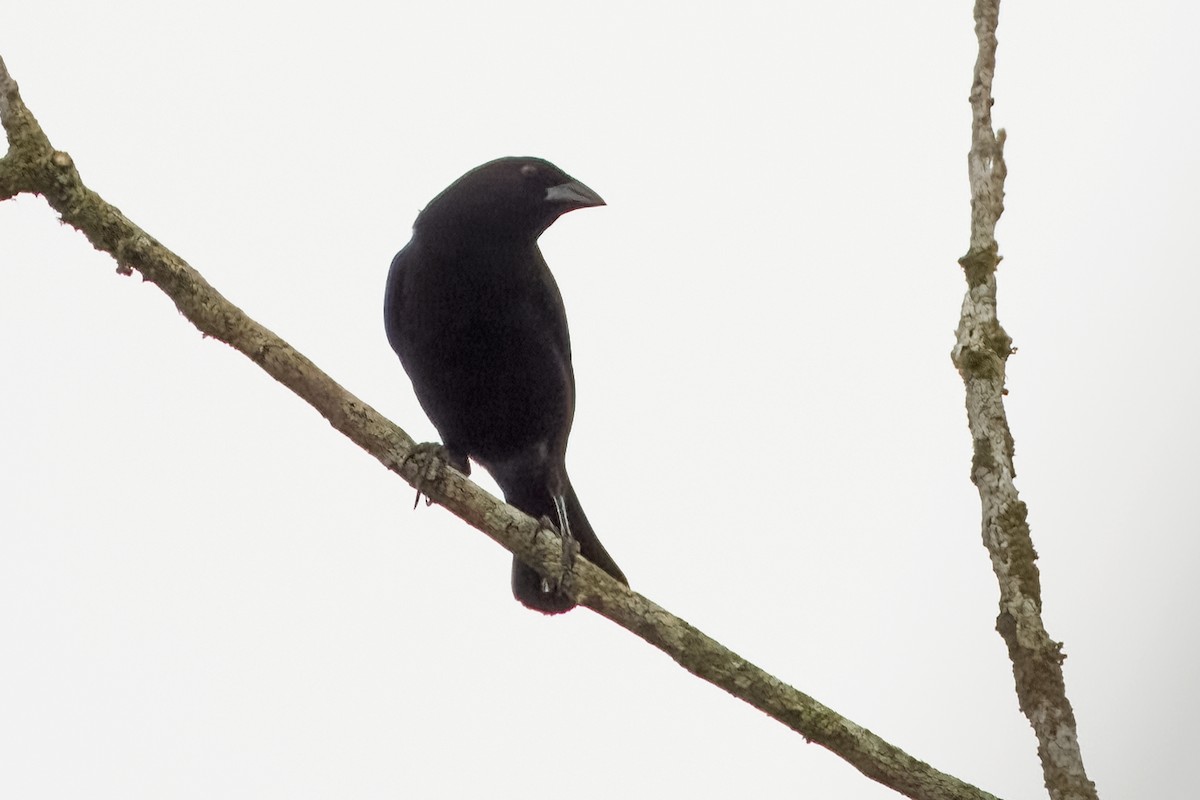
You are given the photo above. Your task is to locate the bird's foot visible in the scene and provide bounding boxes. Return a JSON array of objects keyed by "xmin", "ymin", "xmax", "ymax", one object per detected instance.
[
  {"xmin": 535, "ymin": 514, "xmax": 579, "ymax": 596},
  {"xmin": 400, "ymin": 442, "xmax": 467, "ymax": 509}
]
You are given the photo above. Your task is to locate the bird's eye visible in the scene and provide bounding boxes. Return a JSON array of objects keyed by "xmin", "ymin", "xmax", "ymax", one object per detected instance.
[{"xmin": 519, "ymin": 164, "xmax": 539, "ymax": 176}]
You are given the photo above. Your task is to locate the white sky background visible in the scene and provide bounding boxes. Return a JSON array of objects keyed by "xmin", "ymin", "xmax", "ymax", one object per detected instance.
[{"xmin": 1, "ymin": 2, "xmax": 1196, "ymax": 798}]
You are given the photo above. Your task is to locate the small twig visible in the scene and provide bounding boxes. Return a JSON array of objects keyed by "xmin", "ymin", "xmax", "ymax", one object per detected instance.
[
  {"xmin": 2, "ymin": 53, "xmax": 1000, "ymax": 800},
  {"xmin": 951, "ymin": 5, "xmax": 1098, "ymax": 800}
]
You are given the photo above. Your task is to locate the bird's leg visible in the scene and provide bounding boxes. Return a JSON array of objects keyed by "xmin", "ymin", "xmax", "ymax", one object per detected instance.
[
  {"xmin": 531, "ymin": 506, "xmax": 578, "ymax": 596},
  {"xmin": 399, "ymin": 442, "xmax": 469, "ymax": 509},
  {"xmin": 551, "ymin": 493, "xmax": 579, "ymax": 592},
  {"xmin": 534, "ymin": 514, "xmax": 560, "ymax": 594}
]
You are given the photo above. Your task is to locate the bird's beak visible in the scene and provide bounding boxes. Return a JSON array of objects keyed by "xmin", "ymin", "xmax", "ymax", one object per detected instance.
[{"xmin": 545, "ymin": 179, "xmax": 605, "ymax": 208}]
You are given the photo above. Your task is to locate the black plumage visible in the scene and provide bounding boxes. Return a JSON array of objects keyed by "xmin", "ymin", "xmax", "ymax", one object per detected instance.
[{"xmin": 384, "ymin": 157, "xmax": 626, "ymax": 613}]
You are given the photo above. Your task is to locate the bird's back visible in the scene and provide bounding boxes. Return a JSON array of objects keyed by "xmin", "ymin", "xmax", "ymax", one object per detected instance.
[{"xmin": 385, "ymin": 234, "xmax": 575, "ymax": 467}]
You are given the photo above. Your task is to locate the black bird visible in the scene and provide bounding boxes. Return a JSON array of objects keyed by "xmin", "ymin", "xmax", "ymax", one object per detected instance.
[{"xmin": 384, "ymin": 157, "xmax": 626, "ymax": 614}]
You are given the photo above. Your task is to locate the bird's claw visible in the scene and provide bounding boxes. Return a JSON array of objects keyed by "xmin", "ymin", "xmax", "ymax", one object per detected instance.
[
  {"xmin": 534, "ymin": 515, "xmax": 557, "ymax": 545},
  {"xmin": 400, "ymin": 442, "xmax": 453, "ymax": 509},
  {"xmin": 536, "ymin": 514, "xmax": 579, "ymax": 596},
  {"xmin": 556, "ymin": 537, "xmax": 580, "ymax": 595}
]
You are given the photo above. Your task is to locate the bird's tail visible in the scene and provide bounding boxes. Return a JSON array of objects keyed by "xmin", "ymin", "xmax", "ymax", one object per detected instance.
[{"xmin": 505, "ymin": 476, "xmax": 627, "ymax": 615}]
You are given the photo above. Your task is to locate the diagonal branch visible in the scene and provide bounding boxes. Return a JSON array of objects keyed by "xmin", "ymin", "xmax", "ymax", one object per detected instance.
[
  {"xmin": 951, "ymin": 4, "xmax": 1097, "ymax": 800},
  {"xmin": 2, "ymin": 54, "xmax": 1000, "ymax": 800}
]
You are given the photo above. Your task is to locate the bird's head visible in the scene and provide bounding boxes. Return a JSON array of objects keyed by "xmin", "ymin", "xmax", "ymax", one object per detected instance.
[{"xmin": 415, "ymin": 157, "xmax": 605, "ymax": 243}]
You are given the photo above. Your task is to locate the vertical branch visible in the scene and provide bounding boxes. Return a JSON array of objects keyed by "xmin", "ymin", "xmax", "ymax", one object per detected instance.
[{"xmin": 952, "ymin": 4, "xmax": 1098, "ymax": 800}]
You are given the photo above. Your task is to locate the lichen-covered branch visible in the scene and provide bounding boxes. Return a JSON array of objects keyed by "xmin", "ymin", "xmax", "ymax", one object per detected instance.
[
  {"xmin": 1, "ymin": 54, "xmax": 1003, "ymax": 800},
  {"xmin": 951, "ymin": 5, "xmax": 1097, "ymax": 800}
]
